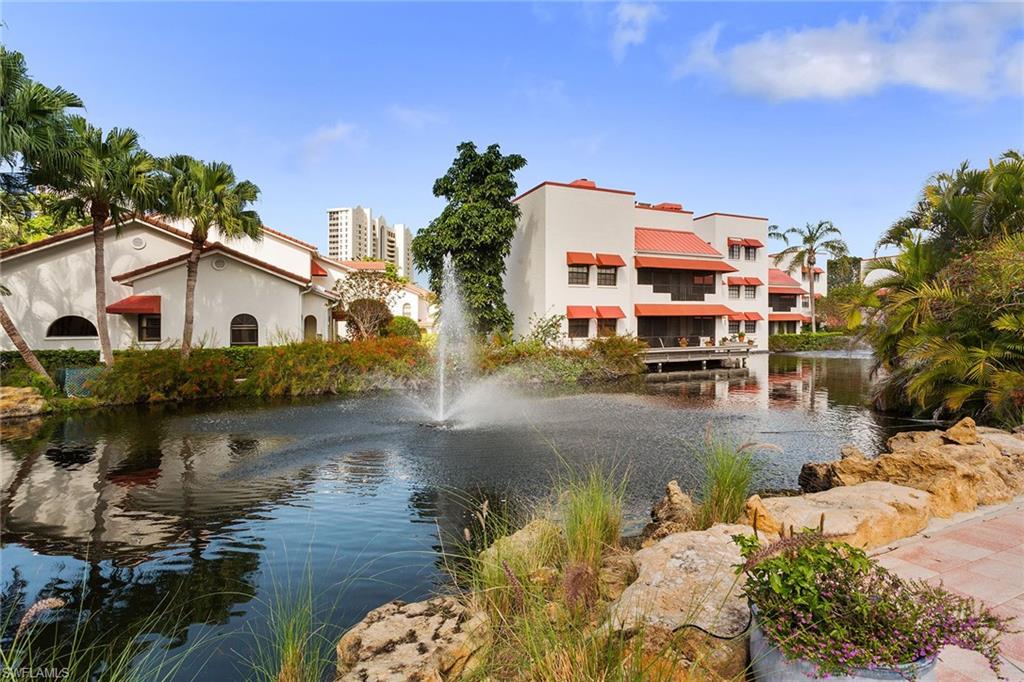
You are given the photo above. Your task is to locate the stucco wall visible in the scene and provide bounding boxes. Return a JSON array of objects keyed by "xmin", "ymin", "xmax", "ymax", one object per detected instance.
[{"xmin": 0, "ymin": 221, "xmax": 189, "ymax": 351}]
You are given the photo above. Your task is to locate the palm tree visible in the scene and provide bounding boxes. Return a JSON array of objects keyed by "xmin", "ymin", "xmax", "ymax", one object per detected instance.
[
  {"xmin": 0, "ymin": 47, "xmax": 81, "ymax": 384},
  {"xmin": 158, "ymin": 156, "xmax": 261, "ymax": 357},
  {"xmin": 40, "ymin": 118, "xmax": 159, "ymax": 366},
  {"xmin": 769, "ymin": 220, "xmax": 848, "ymax": 332}
]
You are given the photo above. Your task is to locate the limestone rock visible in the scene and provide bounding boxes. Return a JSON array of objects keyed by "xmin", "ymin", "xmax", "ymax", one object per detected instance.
[
  {"xmin": 335, "ymin": 596, "xmax": 487, "ymax": 682},
  {"xmin": 479, "ymin": 518, "xmax": 563, "ymax": 569},
  {"xmin": 798, "ymin": 461, "xmax": 839, "ymax": 493},
  {"xmin": 0, "ymin": 386, "xmax": 47, "ymax": 419},
  {"xmin": 608, "ymin": 524, "xmax": 750, "ymax": 680},
  {"xmin": 943, "ymin": 417, "xmax": 979, "ymax": 445},
  {"xmin": 839, "ymin": 443, "xmax": 865, "ymax": 460},
  {"xmin": 743, "ymin": 481, "xmax": 932, "ymax": 549},
  {"xmin": 597, "ymin": 553, "xmax": 638, "ymax": 601},
  {"xmin": 887, "ymin": 429, "xmax": 945, "ymax": 452},
  {"xmin": 978, "ymin": 430, "xmax": 1024, "ymax": 457},
  {"xmin": 641, "ymin": 480, "xmax": 698, "ymax": 547}
]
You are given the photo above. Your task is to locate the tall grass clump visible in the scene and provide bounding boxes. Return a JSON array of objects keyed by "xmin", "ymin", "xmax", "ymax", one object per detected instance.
[
  {"xmin": 694, "ymin": 432, "xmax": 765, "ymax": 529},
  {"xmin": 560, "ymin": 467, "xmax": 625, "ymax": 571},
  {"xmin": 249, "ymin": 577, "xmax": 335, "ymax": 682}
]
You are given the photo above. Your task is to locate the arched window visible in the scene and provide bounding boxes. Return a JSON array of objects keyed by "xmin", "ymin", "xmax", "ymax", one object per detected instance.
[
  {"xmin": 47, "ymin": 316, "xmax": 98, "ymax": 338},
  {"xmin": 230, "ymin": 314, "xmax": 258, "ymax": 346},
  {"xmin": 402, "ymin": 303, "xmax": 412, "ymax": 317}
]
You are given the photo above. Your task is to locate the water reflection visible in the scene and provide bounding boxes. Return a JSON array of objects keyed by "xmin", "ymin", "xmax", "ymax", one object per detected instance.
[{"xmin": 0, "ymin": 354, "xmax": 919, "ymax": 679}]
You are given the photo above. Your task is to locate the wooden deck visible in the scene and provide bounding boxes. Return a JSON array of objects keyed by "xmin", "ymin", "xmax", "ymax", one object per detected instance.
[{"xmin": 641, "ymin": 344, "xmax": 752, "ymax": 367}]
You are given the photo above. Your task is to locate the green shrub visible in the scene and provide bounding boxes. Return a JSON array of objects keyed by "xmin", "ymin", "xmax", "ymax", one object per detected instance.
[
  {"xmin": 694, "ymin": 434, "xmax": 763, "ymax": 529},
  {"xmin": 769, "ymin": 331, "xmax": 851, "ymax": 352},
  {"xmin": 88, "ymin": 348, "xmax": 237, "ymax": 404},
  {"xmin": 386, "ymin": 315, "xmax": 421, "ymax": 340},
  {"xmin": 561, "ymin": 468, "xmax": 625, "ymax": 571},
  {"xmin": 1, "ymin": 350, "xmax": 100, "ymax": 384}
]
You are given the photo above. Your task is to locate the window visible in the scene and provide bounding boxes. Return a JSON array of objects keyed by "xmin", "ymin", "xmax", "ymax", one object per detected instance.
[
  {"xmin": 728, "ymin": 285, "xmax": 741, "ymax": 299},
  {"xmin": 138, "ymin": 314, "xmax": 161, "ymax": 341},
  {"xmin": 568, "ymin": 318, "xmax": 590, "ymax": 338},
  {"xmin": 745, "ymin": 286, "xmax": 757, "ymax": 299},
  {"xmin": 693, "ymin": 274, "xmax": 714, "ymax": 286},
  {"xmin": 568, "ymin": 264, "xmax": 590, "ymax": 285},
  {"xmin": 729, "ymin": 320, "xmax": 740, "ymax": 334},
  {"xmin": 402, "ymin": 302, "xmax": 412, "ymax": 317},
  {"xmin": 745, "ymin": 246, "xmax": 757, "ymax": 261},
  {"xmin": 814, "ymin": 272, "xmax": 821, "ymax": 282},
  {"xmin": 230, "ymin": 314, "xmax": 258, "ymax": 346},
  {"xmin": 597, "ymin": 318, "xmax": 617, "ymax": 336},
  {"xmin": 802, "ymin": 296, "xmax": 810, "ymax": 308},
  {"xmin": 596, "ymin": 266, "xmax": 617, "ymax": 286},
  {"xmin": 46, "ymin": 315, "xmax": 97, "ymax": 337},
  {"xmin": 745, "ymin": 320, "xmax": 757, "ymax": 334},
  {"xmin": 728, "ymin": 244, "xmax": 741, "ymax": 259}
]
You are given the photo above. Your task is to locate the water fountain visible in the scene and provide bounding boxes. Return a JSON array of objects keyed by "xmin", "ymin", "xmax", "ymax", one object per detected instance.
[{"xmin": 430, "ymin": 254, "xmax": 475, "ymax": 424}]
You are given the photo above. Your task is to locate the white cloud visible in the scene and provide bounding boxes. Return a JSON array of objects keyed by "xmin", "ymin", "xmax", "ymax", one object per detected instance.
[
  {"xmin": 610, "ymin": 2, "xmax": 662, "ymax": 63},
  {"xmin": 515, "ymin": 77, "xmax": 570, "ymax": 107},
  {"xmin": 389, "ymin": 105, "xmax": 445, "ymax": 130},
  {"xmin": 673, "ymin": 4, "xmax": 1024, "ymax": 100},
  {"xmin": 303, "ymin": 120, "xmax": 363, "ymax": 163}
]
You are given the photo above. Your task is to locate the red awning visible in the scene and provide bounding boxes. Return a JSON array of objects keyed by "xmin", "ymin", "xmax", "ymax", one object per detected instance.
[
  {"xmin": 635, "ymin": 304, "xmax": 735, "ymax": 317},
  {"xmin": 727, "ymin": 276, "xmax": 764, "ymax": 286},
  {"xmin": 106, "ymin": 295, "xmax": 160, "ymax": 314},
  {"xmin": 595, "ymin": 306, "xmax": 626, "ymax": 319},
  {"xmin": 727, "ymin": 237, "xmax": 745, "ymax": 246},
  {"xmin": 726, "ymin": 276, "xmax": 745, "ymax": 286},
  {"xmin": 728, "ymin": 313, "xmax": 746, "ymax": 321},
  {"xmin": 634, "ymin": 256, "xmax": 738, "ymax": 272},
  {"xmin": 595, "ymin": 253, "xmax": 626, "ymax": 267},
  {"xmin": 744, "ymin": 277, "xmax": 764, "ymax": 286},
  {"xmin": 566, "ymin": 252, "xmax": 597, "ymax": 266},
  {"xmin": 744, "ymin": 238, "xmax": 765, "ymax": 248},
  {"xmin": 311, "ymin": 259, "xmax": 328, "ymax": 277},
  {"xmin": 768, "ymin": 285, "xmax": 809, "ymax": 295},
  {"xmin": 744, "ymin": 312, "xmax": 764, "ymax": 321},
  {"xmin": 769, "ymin": 313, "xmax": 810, "ymax": 322},
  {"xmin": 566, "ymin": 305, "xmax": 597, "ymax": 319}
]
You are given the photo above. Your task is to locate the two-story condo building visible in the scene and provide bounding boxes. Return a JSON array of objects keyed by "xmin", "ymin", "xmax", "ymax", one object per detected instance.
[
  {"xmin": 0, "ymin": 215, "xmax": 434, "ymax": 352},
  {"xmin": 505, "ymin": 178, "xmax": 772, "ymax": 350},
  {"xmin": 766, "ymin": 252, "xmax": 827, "ymax": 334}
]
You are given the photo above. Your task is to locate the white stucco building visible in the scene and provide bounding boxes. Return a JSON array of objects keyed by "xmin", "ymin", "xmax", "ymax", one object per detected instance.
[
  {"xmin": 0, "ymin": 216, "xmax": 434, "ymax": 352},
  {"xmin": 764, "ymin": 252, "xmax": 827, "ymax": 334},
  {"xmin": 504, "ymin": 178, "xmax": 773, "ymax": 350},
  {"xmin": 326, "ymin": 206, "xmax": 414, "ymax": 277}
]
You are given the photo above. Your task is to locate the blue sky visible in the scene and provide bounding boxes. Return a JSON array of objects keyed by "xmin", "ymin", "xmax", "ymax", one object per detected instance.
[{"xmin": 5, "ymin": 2, "xmax": 1023, "ymax": 272}]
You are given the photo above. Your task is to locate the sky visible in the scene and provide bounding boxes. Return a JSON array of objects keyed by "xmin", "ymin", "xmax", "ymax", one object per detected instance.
[{"xmin": 5, "ymin": 1, "xmax": 1023, "ymax": 275}]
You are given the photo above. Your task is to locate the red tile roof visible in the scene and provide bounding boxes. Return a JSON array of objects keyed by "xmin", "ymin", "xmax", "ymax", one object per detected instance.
[
  {"xmin": 566, "ymin": 305, "xmax": 597, "ymax": 319},
  {"xmin": 113, "ymin": 243, "xmax": 310, "ymax": 285},
  {"xmin": 768, "ymin": 268, "xmax": 802, "ymax": 286},
  {"xmin": 635, "ymin": 304, "xmax": 735, "ymax": 317},
  {"xmin": 106, "ymin": 295, "xmax": 161, "ymax": 314},
  {"xmin": 768, "ymin": 286, "xmax": 809, "ymax": 296},
  {"xmin": 634, "ymin": 256, "xmax": 738, "ymax": 272},
  {"xmin": 311, "ymin": 259, "xmax": 329, "ymax": 277},
  {"xmin": 769, "ymin": 313, "xmax": 812, "ymax": 322},
  {"xmin": 0, "ymin": 215, "xmax": 193, "ymax": 259},
  {"xmin": 635, "ymin": 227, "xmax": 721, "ymax": 256}
]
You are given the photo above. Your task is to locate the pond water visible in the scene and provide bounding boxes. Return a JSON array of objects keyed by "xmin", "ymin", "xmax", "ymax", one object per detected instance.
[{"xmin": 0, "ymin": 352, "xmax": 932, "ymax": 678}]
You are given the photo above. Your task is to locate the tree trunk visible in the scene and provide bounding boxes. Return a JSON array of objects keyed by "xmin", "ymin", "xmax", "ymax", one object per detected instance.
[
  {"xmin": 92, "ymin": 212, "xmax": 114, "ymax": 366},
  {"xmin": 808, "ymin": 255, "xmax": 817, "ymax": 333},
  {"xmin": 181, "ymin": 240, "xmax": 203, "ymax": 358},
  {"xmin": 0, "ymin": 300, "xmax": 55, "ymax": 387}
]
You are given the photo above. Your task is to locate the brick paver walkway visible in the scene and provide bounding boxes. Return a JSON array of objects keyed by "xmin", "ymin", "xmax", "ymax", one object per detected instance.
[{"xmin": 873, "ymin": 496, "xmax": 1024, "ymax": 681}]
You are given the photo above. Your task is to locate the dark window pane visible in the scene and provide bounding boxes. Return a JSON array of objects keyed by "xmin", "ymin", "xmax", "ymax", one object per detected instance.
[
  {"xmin": 729, "ymin": 245, "xmax": 741, "ymax": 259},
  {"xmin": 728, "ymin": 285, "xmax": 740, "ymax": 299},
  {"xmin": 729, "ymin": 320, "xmax": 740, "ymax": 334},
  {"xmin": 745, "ymin": 247, "xmax": 757, "ymax": 260},
  {"xmin": 230, "ymin": 314, "xmax": 259, "ymax": 346},
  {"xmin": 596, "ymin": 266, "xmax": 617, "ymax": 286},
  {"xmin": 745, "ymin": 286, "xmax": 757, "ymax": 299},
  {"xmin": 47, "ymin": 316, "xmax": 98, "ymax": 337},
  {"xmin": 138, "ymin": 314, "xmax": 161, "ymax": 341},
  {"xmin": 745, "ymin": 320, "xmax": 757, "ymax": 334},
  {"xmin": 596, "ymin": 318, "xmax": 617, "ymax": 336},
  {"xmin": 568, "ymin": 265, "xmax": 590, "ymax": 285},
  {"xmin": 568, "ymin": 318, "xmax": 590, "ymax": 338}
]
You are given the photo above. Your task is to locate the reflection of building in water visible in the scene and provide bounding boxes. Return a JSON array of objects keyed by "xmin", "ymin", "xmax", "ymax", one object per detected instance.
[{"xmin": 1, "ymin": 425, "xmax": 310, "ymax": 565}]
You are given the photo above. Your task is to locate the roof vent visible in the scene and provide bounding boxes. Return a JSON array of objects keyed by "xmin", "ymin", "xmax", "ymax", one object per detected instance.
[
  {"xmin": 569, "ymin": 178, "xmax": 596, "ymax": 188},
  {"xmin": 653, "ymin": 202, "xmax": 683, "ymax": 212},
  {"xmin": 130, "ymin": 236, "xmax": 146, "ymax": 250},
  {"xmin": 211, "ymin": 257, "xmax": 227, "ymax": 271}
]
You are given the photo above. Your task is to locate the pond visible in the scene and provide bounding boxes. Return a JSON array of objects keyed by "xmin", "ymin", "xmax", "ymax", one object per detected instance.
[{"xmin": 0, "ymin": 352, "xmax": 930, "ymax": 678}]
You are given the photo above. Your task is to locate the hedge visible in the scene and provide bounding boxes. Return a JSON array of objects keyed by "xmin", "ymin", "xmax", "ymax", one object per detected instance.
[{"xmin": 769, "ymin": 332, "xmax": 854, "ymax": 352}]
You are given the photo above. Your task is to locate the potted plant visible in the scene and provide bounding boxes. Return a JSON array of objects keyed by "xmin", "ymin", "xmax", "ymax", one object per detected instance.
[
  {"xmin": 737, "ymin": 331, "xmax": 746, "ymax": 342},
  {"xmin": 704, "ymin": 338, "xmax": 714, "ymax": 347},
  {"xmin": 734, "ymin": 529, "xmax": 1012, "ymax": 681},
  {"xmin": 720, "ymin": 336, "xmax": 729, "ymax": 346},
  {"xmin": 678, "ymin": 337, "xmax": 689, "ymax": 347},
  {"xmin": 747, "ymin": 338, "xmax": 755, "ymax": 346}
]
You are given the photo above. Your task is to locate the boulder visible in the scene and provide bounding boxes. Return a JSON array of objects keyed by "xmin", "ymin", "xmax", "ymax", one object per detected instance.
[
  {"xmin": 641, "ymin": 480, "xmax": 698, "ymax": 547},
  {"xmin": 839, "ymin": 443, "xmax": 865, "ymax": 460},
  {"xmin": 943, "ymin": 417, "xmax": 979, "ymax": 445},
  {"xmin": 887, "ymin": 429, "xmax": 945, "ymax": 452},
  {"xmin": 335, "ymin": 596, "xmax": 487, "ymax": 682},
  {"xmin": 797, "ymin": 461, "xmax": 839, "ymax": 493},
  {"xmin": 608, "ymin": 523, "xmax": 751, "ymax": 680},
  {"xmin": 744, "ymin": 481, "xmax": 932, "ymax": 549},
  {"xmin": 0, "ymin": 386, "xmax": 47, "ymax": 419},
  {"xmin": 978, "ymin": 430, "xmax": 1024, "ymax": 457},
  {"xmin": 597, "ymin": 553, "xmax": 638, "ymax": 601},
  {"xmin": 479, "ymin": 518, "xmax": 563, "ymax": 569}
]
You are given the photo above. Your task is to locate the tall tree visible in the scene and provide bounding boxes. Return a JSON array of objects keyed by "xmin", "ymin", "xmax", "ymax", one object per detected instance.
[
  {"xmin": 40, "ymin": 118, "xmax": 159, "ymax": 366},
  {"xmin": 0, "ymin": 47, "xmax": 81, "ymax": 385},
  {"xmin": 412, "ymin": 142, "xmax": 526, "ymax": 334},
  {"xmin": 769, "ymin": 220, "xmax": 848, "ymax": 332},
  {"xmin": 157, "ymin": 156, "xmax": 261, "ymax": 357}
]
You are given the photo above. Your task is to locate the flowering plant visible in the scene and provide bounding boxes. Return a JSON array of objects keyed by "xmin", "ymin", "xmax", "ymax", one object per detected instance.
[{"xmin": 733, "ymin": 531, "xmax": 1014, "ymax": 679}]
